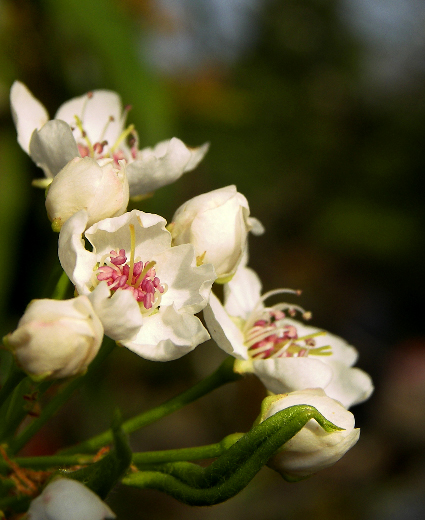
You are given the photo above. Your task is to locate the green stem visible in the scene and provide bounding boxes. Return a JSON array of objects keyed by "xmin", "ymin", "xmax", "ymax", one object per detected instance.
[
  {"xmin": 0, "ymin": 434, "xmax": 244, "ymax": 474},
  {"xmin": 8, "ymin": 338, "xmax": 115, "ymax": 456},
  {"xmin": 51, "ymin": 270, "xmax": 71, "ymax": 300},
  {"xmin": 0, "ymin": 362, "xmax": 26, "ymax": 410},
  {"xmin": 132, "ymin": 433, "xmax": 243, "ymax": 466},
  {"xmin": 62, "ymin": 357, "xmax": 241, "ymax": 455}
]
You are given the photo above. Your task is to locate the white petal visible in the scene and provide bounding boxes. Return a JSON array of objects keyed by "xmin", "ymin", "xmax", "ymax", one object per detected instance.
[
  {"xmin": 322, "ymin": 360, "xmax": 374, "ymax": 408},
  {"xmin": 127, "ymin": 138, "xmax": 208, "ymax": 197},
  {"xmin": 248, "ymin": 216, "xmax": 265, "ymax": 235},
  {"xmin": 189, "ymin": 197, "xmax": 246, "ymax": 278},
  {"xmin": 252, "ymin": 357, "xmax": 334, "ymax": 395},
  {"xmin": 10, "ymin": 81, "xmax": 49, "ymax": 153},
  {"xmin": 181, "ymin": 141, "xmax": 210, "ymax": 172},
  {"xmin": 27, "ymin": 478, "xmax": 116, "ymax": 520},
  {"xmin": 58, "ymin": 210, "xmax": 97, "ymax": 292},
  {"xmin": 29, "ymin": 120, "xmax": 80, "ymax": 178},
  {"xmin": 203, "ymin": 292, "xmax": 248, "ymax": 359},
  {"xmin": 154, "ymin": 244, "xmax": 215, "ymax": 314},
  {"xmin": 123, "ymin": 305, "xmax": 209, "ymax": 361},
  {"xmin": 224, "ymin": 266, "xmax": 263, "ymax": 320},
  {"xmin": 55, "ymin": 90, "xmax": 124, "ymax": 145},
  {"xmin": 85, "ymin": 210, "xmax": 169, "ymax": 262},
  {"xmin": 88, "ymin": 282, "xmax": 143, "ymax": 342}
]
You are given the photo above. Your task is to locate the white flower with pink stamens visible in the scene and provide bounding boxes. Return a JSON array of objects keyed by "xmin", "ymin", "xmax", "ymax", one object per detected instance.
[
  {"xmin": 203, "ymin": 266, "xmax": 373, "ymax": 408},
  {"xmin": 58, "ymin": 209, "xmax": 216, "ymax": 361},
  {"xmin": 10, "ymin": 81, "xmax": 209, "ymax": 196}
]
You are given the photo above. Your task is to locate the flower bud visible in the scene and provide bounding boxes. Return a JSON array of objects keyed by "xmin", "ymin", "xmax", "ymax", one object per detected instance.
[
  {"xmin": 27, "ymin": 478, "xmax": 116, "ymax": 520},
  {"xmin": 260, "ymin": 389, "xmax": 360, "ymax": 480},
  {"xmin": 4, "ymin": 296, "xmax": 104, "ymax": 381},
  {"xmin": 170, "ymin": 185, "xmax": 264, "ymax": 283},
  {"xmin": 45, "ymin": 156, "xmax": 129, "ymax": 231}
]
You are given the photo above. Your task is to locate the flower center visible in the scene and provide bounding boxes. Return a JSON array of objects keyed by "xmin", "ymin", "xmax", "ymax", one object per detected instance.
[
  {"xmin": 73, "ymin": 94, "xmax": 138, "ymax": 166},
  {"xmin": 93, "ymin": 224, "xmax": 166, "ymax": 313},
  {"xmin": 242, "ymin": 290, "xmax": 331, "ymax": 359}
]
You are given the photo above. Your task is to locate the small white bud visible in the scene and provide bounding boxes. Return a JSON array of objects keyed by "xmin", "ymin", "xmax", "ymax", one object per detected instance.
[
  {"xmin": 170, "ymin": 185, "xmax": 263, "ymax": 283},
  {"xmin": 260, "ymin": 389, "xmax": 360, "ymax": 480},
  {"xmin": 27, "ymin": 478, "xmax": 116, "ymax": 520},
  {"xmin": 5, "ymin": 296, "xmax": 104, "ymax": 381},
  {"xmin": 45, "ymin": 156, "xmax": 129, "ymax": 231}
]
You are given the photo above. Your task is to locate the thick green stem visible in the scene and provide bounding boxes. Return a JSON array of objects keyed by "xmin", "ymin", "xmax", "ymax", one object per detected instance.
[
  {"xmin": 62, "ymin": 357, "xmax": 241, "ymax": 455},
  {"xmin": 8, "ymin": 338, "xmax": 115, "ymax": 456}
]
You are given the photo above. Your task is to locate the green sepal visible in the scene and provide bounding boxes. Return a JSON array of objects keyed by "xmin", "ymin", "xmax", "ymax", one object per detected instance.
[
  {"xmin": 122, "ymin": 404, "xmax": 343, "ymax": 506},
  {"xmin": 61, "ymin": 409, "xmax": 132, "ymax": 499}
]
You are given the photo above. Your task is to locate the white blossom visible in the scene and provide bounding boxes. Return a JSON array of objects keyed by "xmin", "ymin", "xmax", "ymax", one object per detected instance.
[
  {"xmin": 58, "ymin": 209, "xmax": 216, "ymax": 361},
  {"xmin": 4, "ymin": 296, "xmax": 103, "ymax": 381},
  {"xmin": 203, "ymin": 266, "xmax": 373, "ymax": 408},
  {"xmin": 27, "ymin": 478, "xmax": 115, "ymax": 520},
  {"xmin": 170, "ymin": 185, "xmax": 264, "ymax": 283},
  {"xmin": 10, "ymin": 81, "xmax": 208, "ymax": 195},
  {"xmin": 45, "ymin": 157, "xmax": 129, "ymax": 231},
  {"xmin": 260, "ymin": 389, "xmax": 360, "ymax": 480}
]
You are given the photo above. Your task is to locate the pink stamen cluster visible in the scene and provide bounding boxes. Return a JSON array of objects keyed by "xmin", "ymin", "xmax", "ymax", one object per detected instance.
[
  {"xmin": 96, "ymin": 249, "xmax": 165, "ymax": 309},
  {"xmin": 75, "ymin": 100, "xmax": 138, "ymax": 166},
  {"xmin": 77, "ymin": 143, "xmax": 136, "ymax": 165},
  {"xmin": 246, "ymin": 310, "xmax": 313, "ymax": 359}
]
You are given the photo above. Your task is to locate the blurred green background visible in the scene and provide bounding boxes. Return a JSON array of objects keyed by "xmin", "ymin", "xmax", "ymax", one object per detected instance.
[{"xmin": 1, "ymin": 0, "xmax": 425, "ymax": 518}]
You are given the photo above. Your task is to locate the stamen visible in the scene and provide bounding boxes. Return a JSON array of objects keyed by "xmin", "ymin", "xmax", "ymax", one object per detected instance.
[
  {"xmin": 121, "ymin": 104, "xmax": 132, "ymax": 126},
  {"xmin": 74, "ymin": 115, "xmax": 94, "ymax": 156},
  {"xmin": 99, "ymin": 115, "xmax": 115, "ymax": 142},
  {"xmin": 135, "ymin": 261, "xmax": 157, "ymax": 289},
  {"xmin": 110, "ymin": 124, "xmax": 135, "ymax": 154},
  {"xmin": 127, "ymin": 225, "xmax": 136, "ymax": 286}
]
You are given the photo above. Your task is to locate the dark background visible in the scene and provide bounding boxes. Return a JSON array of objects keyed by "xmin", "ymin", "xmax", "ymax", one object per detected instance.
[{"xmin": 1, "ymin": 0, "xmax": 424, "ymax": 518}]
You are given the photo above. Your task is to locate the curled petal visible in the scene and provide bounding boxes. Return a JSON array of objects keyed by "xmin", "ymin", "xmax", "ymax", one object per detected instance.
[
  {"xmin": 88, "ymin": 282, "xmax": 143, "ymax": 342},
  {"xmin": 321, "ymin": 360, "xmax": 374, "ymax": 408},
  {"xmin": 127, "ymin": 138, "xmax": 209, "ymax": 197},
  {"xmin": 253, "ymin": 357, "xmax": 334, "ymax": 395},
  {"xmin": 58, "ymin": 210, "xmax": 96, "ymax": 291},
  {"xmin": 10, "ymin": 80, "xmax": 49, "ymax": 153},
  {"xmin": 85, "ymin": 210, "xmax": 170, "ymax": 261},
  {"xmin": 203, "ymin": 292, "xmax": 248, "ymax": 360},
  {"xmin": 224, "ymin": 266, "xmax": 263, "ymax": 320},
  {"xmin": 55, "ymin": 90, "xmax": 124, "ymax": 145},
  {"xmin": 123, "ymin": 305, "xmax": 210, "ymax": 361},
  {"xmin": 29, "ymin": 120, "xmax": 80, "ymax": 178},
  {"xmin": 154, "ymin": 244, "xmax": 216, "ymax": 314}
]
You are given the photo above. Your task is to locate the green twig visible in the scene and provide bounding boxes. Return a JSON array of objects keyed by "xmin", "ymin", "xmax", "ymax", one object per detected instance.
[{"xmin": 61, "ymin": 357, "xmax": 241, "ymax": 455}]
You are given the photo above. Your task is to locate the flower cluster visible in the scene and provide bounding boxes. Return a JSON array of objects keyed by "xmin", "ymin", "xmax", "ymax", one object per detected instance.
[{"xmin": 4, "ymin": 83, "xmax": 373, "ymax": 517}]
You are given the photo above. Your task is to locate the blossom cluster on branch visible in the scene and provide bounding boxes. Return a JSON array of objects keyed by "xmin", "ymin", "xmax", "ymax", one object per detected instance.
[{"xmin": 0, "ymin": 82, "xmax": 373, "ymax": 518}]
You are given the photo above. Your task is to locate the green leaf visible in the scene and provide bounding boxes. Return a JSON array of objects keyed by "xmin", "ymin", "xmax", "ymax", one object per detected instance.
[{"xmin": 122, "ymin": 404, "xmax": 341, "ymax": 506}]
